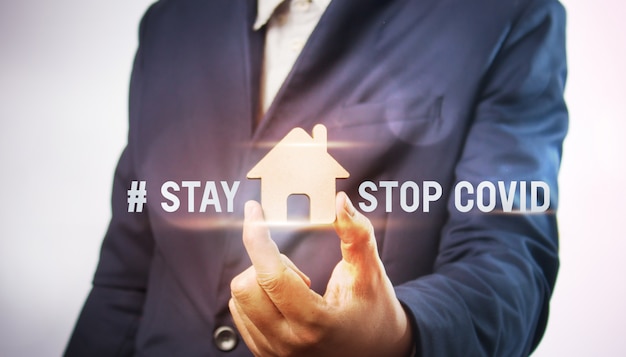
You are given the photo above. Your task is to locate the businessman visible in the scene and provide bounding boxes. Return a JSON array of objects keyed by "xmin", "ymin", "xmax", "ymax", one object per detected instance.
[{"xmin": 66, "ymin": 0, "xmax": 568, "ymax": 355}]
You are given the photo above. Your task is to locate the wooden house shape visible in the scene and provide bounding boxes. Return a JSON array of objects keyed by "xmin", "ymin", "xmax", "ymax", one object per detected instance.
[{"xmin": 247, "ymin": 124, "xmax": 349, "ymax": 224}]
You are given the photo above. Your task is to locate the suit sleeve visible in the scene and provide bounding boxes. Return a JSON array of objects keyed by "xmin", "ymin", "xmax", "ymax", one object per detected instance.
[
  {"xmin": 65, "ymin": 6, "xmax": 156, "ymax": 357},
  {"xmin": 395, "ymin": 1, "xmax": 568, "ymax": 356}
]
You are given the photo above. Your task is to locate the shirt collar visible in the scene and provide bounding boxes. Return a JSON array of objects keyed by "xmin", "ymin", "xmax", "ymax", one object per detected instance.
[
  {"xmin": 254, "ymin": 0, "xmax": 286, "ymax": 30},
  {"xmin": 254, "ymin": 0, "xmax": 331, "ymax": 30}
]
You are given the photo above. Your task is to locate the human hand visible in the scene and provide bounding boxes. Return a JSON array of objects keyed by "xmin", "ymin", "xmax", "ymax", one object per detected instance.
[{"xmin": 229, "ymin": 192, "xmax": 413, "ymax": 357}]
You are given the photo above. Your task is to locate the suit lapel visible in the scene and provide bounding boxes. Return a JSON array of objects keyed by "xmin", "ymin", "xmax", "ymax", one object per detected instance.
[
  {"xmin": 146, "ymin": 0, "xmax": 266, "ymax": 327},
  {"xmin": 253, "ymin": 0, "xmax": 389, "ymax": 139}
]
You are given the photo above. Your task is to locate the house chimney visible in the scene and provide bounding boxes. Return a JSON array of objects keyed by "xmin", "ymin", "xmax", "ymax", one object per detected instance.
[{"xmin": 312, "ymin": 124, "xmax": 327, "ymax": 148}]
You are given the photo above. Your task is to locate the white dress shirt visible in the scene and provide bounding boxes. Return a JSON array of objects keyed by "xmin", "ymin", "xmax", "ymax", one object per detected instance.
[{"xmin": 254, "ymin": 0, "xmax": 331, "ymax": 114}]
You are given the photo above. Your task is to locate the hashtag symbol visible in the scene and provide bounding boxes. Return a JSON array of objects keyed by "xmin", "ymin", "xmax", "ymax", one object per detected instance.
[{"xmin": 127, "ymin": 181, "xmax": 147, "ymax": 213}]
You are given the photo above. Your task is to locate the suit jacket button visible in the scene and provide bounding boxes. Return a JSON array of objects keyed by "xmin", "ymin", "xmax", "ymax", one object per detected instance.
[{"xmin": 213, "ymin": 326, "xmax": 238, "ymax": 352}]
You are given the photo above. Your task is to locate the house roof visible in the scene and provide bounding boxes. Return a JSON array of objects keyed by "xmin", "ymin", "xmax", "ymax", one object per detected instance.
[{"xmin": 247, "ymin": 124, "xmax": 349, "ymax": 179}]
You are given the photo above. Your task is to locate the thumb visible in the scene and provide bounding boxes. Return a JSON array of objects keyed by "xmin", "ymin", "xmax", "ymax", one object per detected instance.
[
  {"xmin": 333, "ymin": 192, "xmax": 380, "ymax": 270},
  {"xmin": 242, "ymin": 200, "xmax": 284, "ymax": 279},
  {"xmin": 243, "ymin": 201, "xmax": 311, "ymax": 303}
]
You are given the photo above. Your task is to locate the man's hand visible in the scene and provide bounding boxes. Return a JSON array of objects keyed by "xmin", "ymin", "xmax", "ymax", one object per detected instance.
[{"xmin": 229, "ymin": 192, "xmax": 413, "ymax": 357}]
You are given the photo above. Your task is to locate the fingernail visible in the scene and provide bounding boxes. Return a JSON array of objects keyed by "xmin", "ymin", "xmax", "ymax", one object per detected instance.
[{"xmin": 344, "ymin": 194, "xmax": 356, "ymax": 217}]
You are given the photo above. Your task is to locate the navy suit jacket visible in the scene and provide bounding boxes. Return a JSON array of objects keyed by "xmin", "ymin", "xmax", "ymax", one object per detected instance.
[{"xmin": 66, "ymin": 0, "xmax": 568, "ymax": 355}]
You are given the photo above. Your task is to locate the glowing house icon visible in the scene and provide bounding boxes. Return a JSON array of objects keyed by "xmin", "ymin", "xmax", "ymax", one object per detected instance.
[{"xmin": 247, "ymin": 124, "xmax": 349, "ymax": 224}]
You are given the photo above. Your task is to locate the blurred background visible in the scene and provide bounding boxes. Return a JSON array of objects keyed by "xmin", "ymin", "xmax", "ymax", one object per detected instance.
[{"xmin": 0, "ymin": 0, "xmax": 624, "ymax": 355}]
